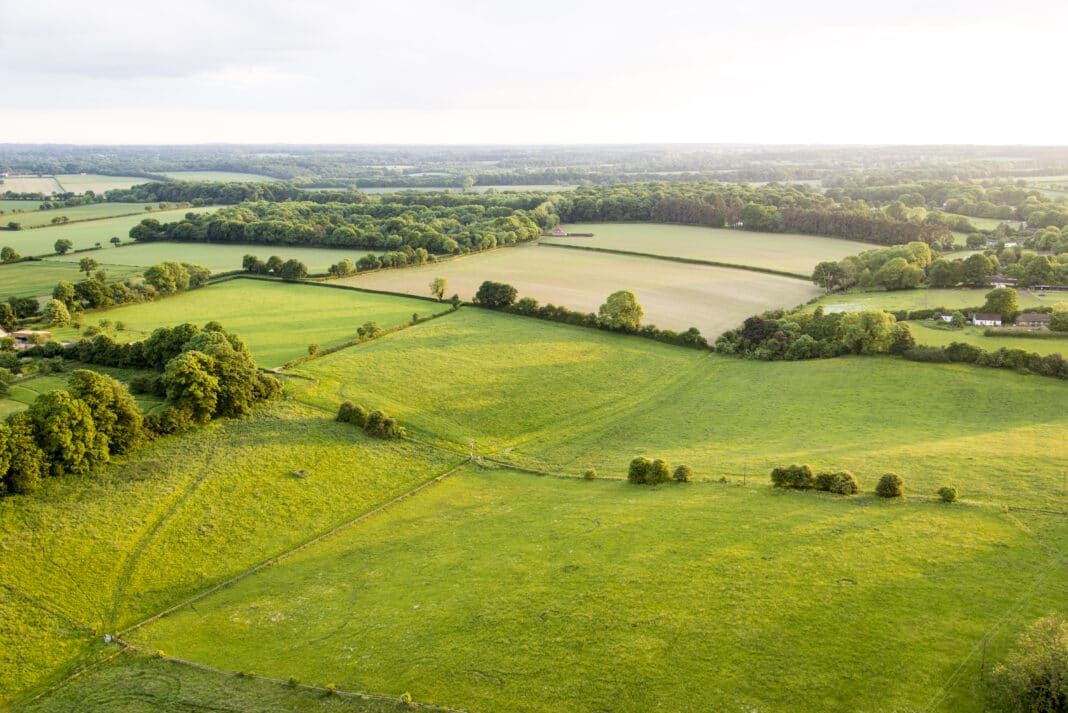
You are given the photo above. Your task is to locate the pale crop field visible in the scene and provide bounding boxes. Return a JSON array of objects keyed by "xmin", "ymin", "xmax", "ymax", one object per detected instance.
[
  {"xmin": 0, "ymin": 206, "xmax": 217, "ymax": 256},
  {"xmin": 53, "ymin": 175, "xmax": 148, "ymax": 194},
  {"xmin": 813, "ymin": 287, "xmax": 1052, "ymax": 313},
  {"xmin": 340, "ymin": 244, "xmax": 822, "ymax": 337},
  {"xmin": 157, "ymin": 171, "xmax": 277, "ymax": 182},
  {"xmin": 0, "ymin": 176, "xmax": 62, "ymax": 194},
  {"xmin": 53, "ymin": 241, "xmax": 385, "ymax": 274},
  {"xmin": 546, "ymin": 222, "xmax": 864, "ymax": 274}
]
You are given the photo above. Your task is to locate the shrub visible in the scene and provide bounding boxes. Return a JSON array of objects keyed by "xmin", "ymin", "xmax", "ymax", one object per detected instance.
[
  {"xmin": 814, "ymin": 471, "xmax": 837, "ymax": 491},
  {"xmin": 876, "ymin": 472, "xmax": 904, "ymax": 498},
  {"xmin": 938, "ymin": 486, "xmax": 958, "ymax": 503},
  {"xmin": 336, "ymin": 401, "xmax": 368, "ymax": 427},
  {"xmin": 308, "ymin": 343, "xmax": 319, "ymax": 356},
  {"xmin": 770, "ymin": 464, "xmax": 815, "ymax": 489},
  {"xmin": 628, "ymin": 457, "xmax": 651, "ymax": 484},
  {"xmin": 673, "ymin": 464, "xmax": 693, "ymax": 482},
  {"xmin": 988, "ymin": 615, "xmax": 1068, "ymax": 713},
  {"xmin": 364, "ymin": 409, "xmax": 402, "ymax": 438},
  {"xmin": 647, "ymin": 459, "xmax": 671, "ymax": 485},
  {"xmin": 829, "ymin": 471, "xmax": 859, "ymax": 495},
  {"xmin": 583, "ymin": 468, "xmax": 597, "ymax": 480}
]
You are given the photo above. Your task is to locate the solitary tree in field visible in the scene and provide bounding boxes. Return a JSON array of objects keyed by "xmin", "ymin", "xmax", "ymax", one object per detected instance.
[
  {"xmin": 110, "ymin": 236, "xmax": 121, "ymax": 247},
  {"xmin": 0, "ymin": 246, "xmax": 19, "ymax": 263},
  {"xmin": 78, "ymin": 257, "xmax": 98, "ymax": 278},
  {"xmin": 598, "ymin": 290, "xmax": 643, "ymax": 331},
  {"xmin": 54, "ymin": 238, "xmax": 73, "ymax": 255},
  {"xmin": 430, "ymin": 276, "xmax": 448, "ymax": 301}
]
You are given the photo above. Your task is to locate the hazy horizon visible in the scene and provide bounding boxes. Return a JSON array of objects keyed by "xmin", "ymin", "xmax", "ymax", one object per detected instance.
[{"xmin": 2, "ymin": 0, "xmax": 1067, "ymax": 145}]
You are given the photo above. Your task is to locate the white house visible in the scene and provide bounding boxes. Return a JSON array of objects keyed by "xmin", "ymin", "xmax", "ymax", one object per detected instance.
[{"xmin": 972, "ymin": 313, "xmax": 1002, "ymax": 327}]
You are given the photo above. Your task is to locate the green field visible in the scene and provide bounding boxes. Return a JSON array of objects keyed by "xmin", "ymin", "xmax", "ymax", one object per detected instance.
[
  {"xmin": 0, "ymin": 203, "xmax": 154, "ymax": 230},
  {"xmin": 0, "ymin": 207, "xmax": 217, "ymax": 257},
  {"xmin": 813, "ymin": 287, "xmax": 1052, "ymax": 313},
  {"xmin": 53, "ymin": 175, "xmax": 149, "ymax": 194},
  {"xmin": 48, "ymin": 279, "xmax": 437, "ymax": 368},
  {"xmin": 910, "ymin": 321, "xmax": 1068, "ymax": 356},
  {"xmin": 0, "ymin": 260, "xmax": 145, "ymax": 300},
  {"xmin": 158, "ymin": 171, "xmax": 277, "ymax": 182},
  {"xmin": 341, "ymin": 243, "xmax": 821, "ymax": 337},
  {"xmin": 0, "ymin": 200, "xmax": 43, "ymax": 214},
  {"xmin": 130, "ymin": 467, "xmax": 1068, "ymax": 713},
  {"xmin": 545, "ymin": 222, "xmax": 864, "ymax": 274},
  {"xmin": 52, "ymin": 242, "xmax": 385, "ymax": 274},
  {"xmin": 945, "ymin": 213, "xmax": 1014, "ymax": 231},
  {"xmin": 0, "ymin": 366, "xmax": 168, "ymax": 420}
]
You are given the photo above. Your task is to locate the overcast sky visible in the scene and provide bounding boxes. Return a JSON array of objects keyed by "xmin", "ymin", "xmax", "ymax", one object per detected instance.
[{"xmin": 1, "ymin": 0, "xmax": 1065, "ymax": 144}]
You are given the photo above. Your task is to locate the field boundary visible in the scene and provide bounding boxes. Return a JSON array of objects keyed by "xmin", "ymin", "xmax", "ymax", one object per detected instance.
[
  {"xmin": 538, "ymin": 240, "xmax": 812, "ymax": 280},
  {"xmin": 118, "ymin": 458, "xmax": 470, "ymax": 637},
  {"xmin": 0, "ymin": 580, "xmax": 95, "ymax": 634}
]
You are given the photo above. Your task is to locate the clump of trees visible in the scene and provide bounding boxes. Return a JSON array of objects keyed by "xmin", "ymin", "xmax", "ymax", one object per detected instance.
[
  {"xmin": 771, "ymin": 465, "xmax": 859, "ymax": 495},
  {"xmin": 902, "ymin": 341, "xmax": 1068, "ymax": 380},
  {"xmin": 474, "ymin": 281, "xmax": 518, "ymax": 308},
  {"xmin": 627, "ymin": 456, "xmax": 672, "ymax": 485},
  {"xmin": 336, "ymin": 401, "xmax": 404, "ymax": 439},
  {"xmin": 987, "ymin": 614, "xmax": 1068, "ymax": 713},
  {"xmin": 875, "ymin": 472, "xmax": 904, "ymax": 498}
]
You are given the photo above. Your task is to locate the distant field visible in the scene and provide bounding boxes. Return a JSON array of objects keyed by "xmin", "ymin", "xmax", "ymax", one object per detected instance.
[
  {"xmin": 54, "ymin": 174, "xmax": 148, "ymax": 194},
  {"xmin": 946, "ymin": 213, "xmax": 1013, "ymax": 231},
  {"xmin": 357, "ymin": 185, "xmax": 576, "ymax": 194},
  {"xmin": 0, "ymin": 176, "xmax": 62, "ymax": 194},
  {"xmin": 0, "ymin": 200, "xmax": 42, "ymax": 214},
  {"xmin": 158, "ymin": 171, "xmax": 277, "ymax": 182},
  {"xmin": 132, "ymin": 467, "xmax": 1067, "ymax": 713},
  {"xmin": 48, "ymin": 279, "xmax": 436, "ymax": 368},
  {"xmin": 814, "ymin": 287, "xmax": 1051, "ymax": 313},
  {"xmin": 0, "ymin": 206, "xmax": 216, "ymax": 256},
  {"xmin": 545, "ymin": 222, "xmax": 864, "ymax": 274},
  {"xmin": 340, "ymin": 244, "xmax": 821, "ymax": 337},
  {"xmin": 0, "ymin": 367, "xmax": 167, "ymax": 420},
  {"xmin": 55, "ymin": 241, "xmax": 385, "ymax": 274},
  {"xmin": 910, "ymin": 321, "xmax": 1068, "ymax": 356},
  {"xmin": 0, "ymin": 260, "xmax": 144, "ymax": 300},
  {"xmin": 0, "ymin": 202, "xmax": 154, "ymax": 229}
]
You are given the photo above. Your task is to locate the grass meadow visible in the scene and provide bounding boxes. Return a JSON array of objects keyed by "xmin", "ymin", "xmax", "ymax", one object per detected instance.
[
  {"xmin": 0, "ymin": 367, "xmax": 168, "ymax": 420},
  {"xmin": 0, "ymin": 203, "xmax": 155, "ymax": 230},
  {"xmin": 157, "ymin": 171, "xmax": 277, "ymax": 182},
  {"xmin": 0, "ymin": 200, "xmax": 43, "ymax": 214},
  {"xmin": 0, "ymin": 177, "xmax": 63, "ymax": 194},
  {"xmin": 53, "ymin": 175, "xmax": 148, "ymax": 194},
  {"xmin": 130, "ymin": 467, "xmax": 1068, "ymax": 713},
  {"xmin": 48, "ymin": 279, "xmax": 437, "ymax": 368},
  {"xmin": 340, "ymin": 243, "xmax": 822, "ymax": 337},
  {"xmin": 0, "ymin": 207, "xmax": 217, "ymax": 256},
  {"xmin": 547, "ymin": 222, "xmax": 864, "ymax": 274},
  {"xmin": 910, "ymin": 321, "xmax": 1068, "ymax": 356},
  {"xmin": 813, "ymin": 287, "xmax": 1053, "ymax": 313},
  {"xmin": 56, "ymin": 242, "xmax": 386, "ymax": 274},
  {"xmin": 0, "ymin": 260, "xmax": 144, "ymax": 300}
]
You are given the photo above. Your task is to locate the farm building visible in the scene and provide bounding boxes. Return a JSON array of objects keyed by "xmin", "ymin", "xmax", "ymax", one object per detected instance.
[
  {"xmin": 547, "ymin": 226, "xmax": 568, "ymax": 237},
  {"xmin": 990, "ymin": 276, "xmax": 1018, "ymax": 288},
  {"xmin": 972, "ymin": 314, "xmax": 1002, "ymax": 327},
  {"xmin": 11, "ymin": 329, "xmax": 51, "ymax": 348},
  {"xmin": 1014, "ymin": 313, "xmax": 1051, "ymax": 327}
]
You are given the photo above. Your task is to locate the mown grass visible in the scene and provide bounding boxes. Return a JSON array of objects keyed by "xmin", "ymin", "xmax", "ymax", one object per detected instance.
[
  {"xmin": 0, "ymin": 177, "xmax": 62, "ymax": 194},
  {"xmin": 53, "ymin": 175, "xmax": 148, "ymax": 194},
  {"xmin": 0, "ymin": 199, "xmax": 43, "ymax": 213},
  {"xmin": 0, "ymin": 207, "xmax": 217, "ymax": 256},
  {"xmin": 60, "ymin": 241, "xmax": 385, "ymax": 274},
  {"xmin": 157, "ymin": 171, "xmax": 276, "ymax": 182},
  {"xmin": 131, "ymin": 467, "xmax": 1068, "ymax": 713},
  {"xmin": 14, "ymin": 650, "xmax": 419, "ymax": 712},
  {"xmin": 49, "ymin": 279, "xmax": 436, "ymax": 368},
  {"xmin": 0, "ymin": 260, "xmax": 144, "ymax": 300},
  {"xmin": 910, "ymin": 321, "xmax": 1068, "ymax": 356},
  {"xmin": 813, "ymin": 287, "xmax": 1052, "ymax": 313},
  {"xmin": 0, "ymin": 203, "xmax": 157, "ymax": 230},
  {"xmin": 341, "ymin": 243, "xmax": 821, "ymax": 337},
  {"xmin": 0, "ymin": 400, "xmax": 459, "ymax": 646},
  {"xmin": 548, "ymin": 222, "xmax": 864, "ymax": 274}
]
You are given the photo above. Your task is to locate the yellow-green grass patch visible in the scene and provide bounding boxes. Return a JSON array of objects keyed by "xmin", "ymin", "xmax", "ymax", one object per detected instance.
[
  {"xmin": 910, "ymin": 321, "xmax": 1068, "ymax": 356},
  {"xmin": 53, "ymin": 175, "xmax": 149, "ymax": 194},
  {"xmin": 813, "ymin": 288, "xmax": 1051, "ymax": 313},
  {"xmin": 0, "ymin": 260, "xmax": 144, "ymax": 300},
  {"xmin": 157, "ymin": 171, "xmax": 277, "ymax": 182},
  {"xmin": 0, "ymin": 203, "xmax": 159, "ymax": 230},
  {"xmin": 131, "ymin": 467, "xmax": 1067, "ymax": 713}
]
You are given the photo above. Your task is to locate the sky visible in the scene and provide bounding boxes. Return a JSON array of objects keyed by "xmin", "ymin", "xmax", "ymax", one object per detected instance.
[{"xmin": 1, "ymin": 0, "xmax": 1066, "ymax": 145}]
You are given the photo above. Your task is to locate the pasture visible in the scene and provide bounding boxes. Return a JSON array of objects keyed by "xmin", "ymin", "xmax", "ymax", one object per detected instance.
[
  {"xmin": 130, "ymin": 467, "xmax": 1068, "ymax": 713},
  {"xmin": 157, "ymin": 171, "xmax": 277, "ymax": 182},
  {"xmin": 813, "ymin": 287, "xmax": 1050, "ymax": 313},
  {"xmin": 0, "ymin": 176, "xmax": 62, "ymax": 195},
  {"xmin": 0, "ymin": 260, "xmax": 143, "ymax": 300},
  {"xmin": 340, "ymin": 243, "xmax": 822, "ymax": 337},
  {"xmin": 53, "ymin": 175, "xmax": 148, "ymax": 194},
  {"xmin": 0, "ymin": 367, "xmax": 167, "ymax": 420},
  {"xmin": 0, "ymin": 203, "xmax": 155, "ymax": 230},
  {"xmin": 60, "ymin": 242, "xmax": 386, "ymax": 274},
  {"xmin": 0, "ymin": 206, "xmax": 217, "ymax": 256},
  {"xmin": 545, "ymin": 222, "xmax": 864, "ymax": 274},
  {"xmin": 48, "ymin": 279, "xmax": 437, "ymax": 368},
  {"xmin": 0, "ymin": 200, "xmax": 42, "ymax": 214},
  {"xmin": 909, "ymin": 321, "xmax": 1068, "ymax": 356},
  {"xmin": 946, "ymin": 213, "xmax": 1013, "ymax": 231}
]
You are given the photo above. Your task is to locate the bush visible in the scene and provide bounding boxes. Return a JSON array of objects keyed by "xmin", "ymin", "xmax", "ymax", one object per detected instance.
[
  {"xmin": 628, "ymin": 457, "xmax": 651, "ymax": 484},
  {"xmin": 938, "ymin": 486, "xmax": 958, "ymax": 503},
  {"xmin": 770, "ymin": 464, "xmax": 815, "ymax": 489},
  {"xmin": 647, "ymin": 459, "xmax": 671, "ymax": 485},
  {"xmin": 988, "ymin": 615, "xmax": 1068, "ymax": 713},
  {"xmin": 364, "ymin": 409, "xmax": 402, "ymax": 438},
  {"xmin": 583, "ymin": 468, "xmax": 597, "ymax": 480},
  {"xmin": 814, "ymin": 471, "xmax": 837, "ymax": 491},
  {"xmin": 829, "ymin": 471, "xmax": 859, "ymax": 495},
  {"xmin": 673, "ymin": 464, "xmax": 693, "ymax": 483},
  {"xmin": 336, "ymin": 401, "xmax": 368, "ymax": 427},
  {"xmin": 876, "ymin": 472, "xmax": 904, "ymax": 498}
]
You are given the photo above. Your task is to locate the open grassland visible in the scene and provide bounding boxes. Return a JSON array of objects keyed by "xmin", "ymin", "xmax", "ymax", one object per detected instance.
[
  {"xmin": 0, "ymin": 367, "xmax": 168, "ymax": 420},
  {"xmin": 813, "ymin": 287, "xmax": 1052, "ymax": 313},
  {"xmin": 53, "ymin": 175, "xmax": 148, "ymax": 194},
  {"xmin": 946, "ymin": 213, "xmax": 1014, "ymax": 231},
  {"xmin": 910, "ymin": 321, "xmax": 1068, "ymax": 356},
  {"xmin": 131, "ymin": 467, "xmax": 1068, "ymax": 713},
  {"xmin": 0, "ymin": 200, "xmax": 43, "ymax": 214},
  {"xmin": 14, "ymin": 650, "xmax": 418, "ymax": 713},
  {"xmin": 295, "ymin": 309, "xmax": 1068, "ymax": 508},
  {"xmin": 546, "ymin": 222, "xmax": 864, "ymax": 274},
  {"xmin": 340, "ymin": 244, "xmax": 821, "ymax": 337},
  {"xmin": 55, "ymin": 242, "xmax": 386, "ymax": 274},
  {"xmin": 0, "ymin": 176, "xmax": 62, "ymax": 194},
  {"xmin": 0, "ymin": 206, "xmax": 217, "ymax": 256},
  {"xmin": 48, "ymin": 280, "xmax": 436, "ymax": 368},
  {"xmin": 0, "ymin": 203, "xmax": 155, "ymax": 230},
  {"xmin": 157, "ymin": 171, "xmax": 277, "ymax": 182},
  {"xmin": 0, "ymin": 260, "xmax": 144, "ymax": 300}
]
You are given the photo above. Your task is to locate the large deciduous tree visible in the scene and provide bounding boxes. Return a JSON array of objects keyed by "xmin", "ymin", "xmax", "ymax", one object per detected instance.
[
  {"xmin": 27, "ymin": 390, "xmax": 109, "ymax": 477},
  {"xmin": 598, "ymin": 290, "xmax": 643, "ymax": 331}
]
